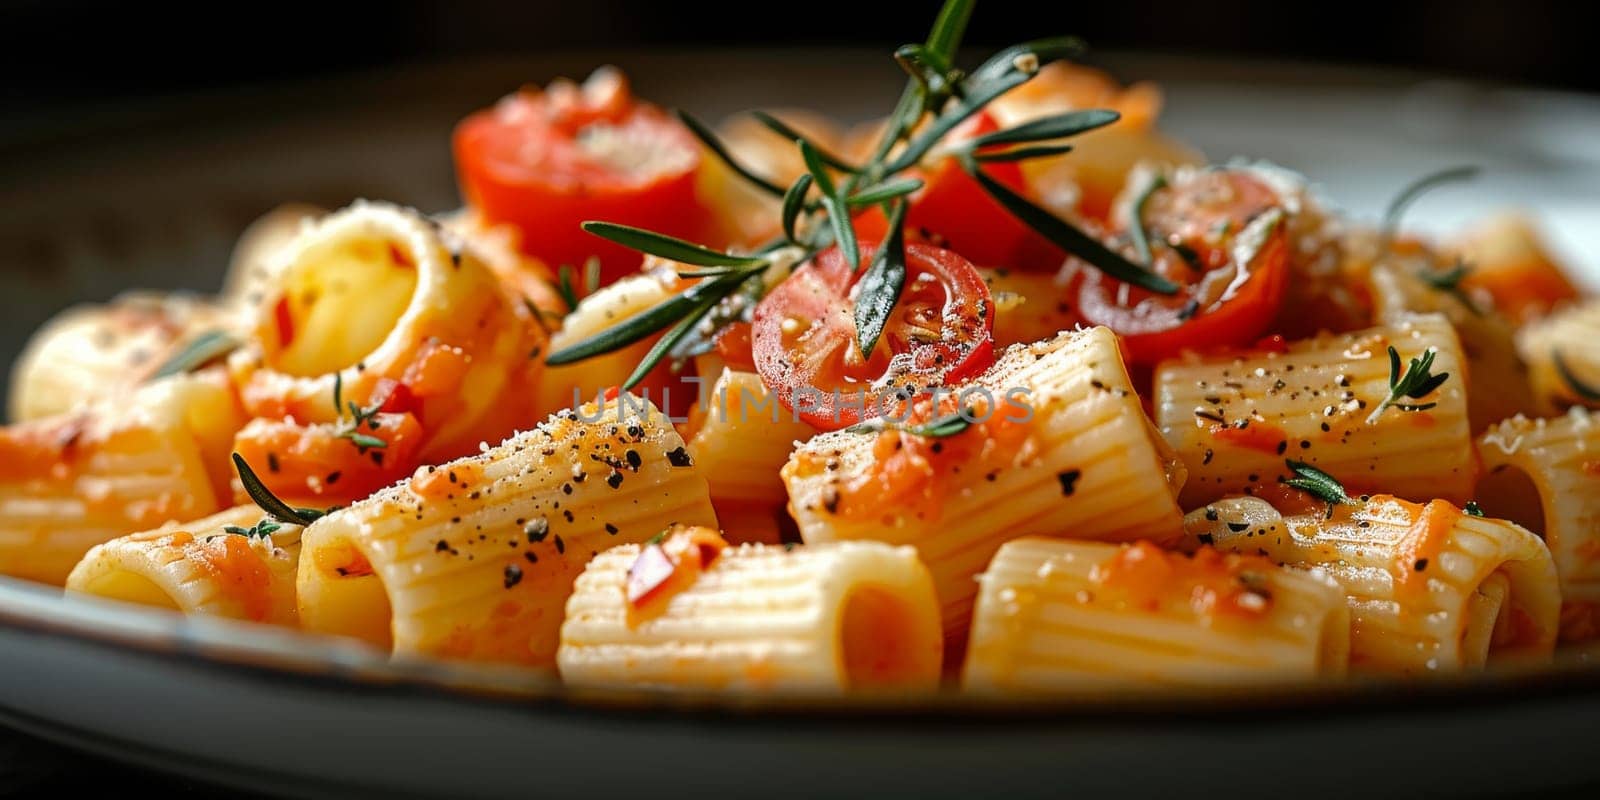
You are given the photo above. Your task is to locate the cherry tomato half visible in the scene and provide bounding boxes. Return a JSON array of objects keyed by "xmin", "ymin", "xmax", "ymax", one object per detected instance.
[
  {"xmin": 1076, "ymin": 168, "xmax": 1290, "ymax": 364},
  {"xmin": 752, "ymin": 242, "xmax": 995, "ymax": 430},
  {"xmin": 453, "ymin": 68, "xmax": 709, "ymax": 286}
]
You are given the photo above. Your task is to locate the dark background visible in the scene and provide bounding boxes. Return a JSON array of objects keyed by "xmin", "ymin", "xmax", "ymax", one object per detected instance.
[
  {"xmin": 6, "ymin": 0, "xmax": 1600, "ymax": 114},
  {"xmin": 2, "ymin": 1, "xmax": 1599, "ymax": 796}
]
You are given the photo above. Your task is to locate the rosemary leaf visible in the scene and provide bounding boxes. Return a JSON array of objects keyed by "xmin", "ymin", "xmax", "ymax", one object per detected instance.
[
  {"xmin": 1283, "ymin": 459, "xmax": 1354, "ymax": 518},
  {"xmin": 1129, "ymin": 173, "xmax": 1168, "ymax": 267},
  {"xmin": 750, "ymin": 111, "xmax": 858, "ymax": 173},
  {"xmin": 150, "ymin": 330, "xmax": 238, "ymax": 380},
  {"xmin": 1382, "ymin": 165, "xmax": 1480, "ymax": 236},
  {"xmin": 963, "ymin": 162, "xmax": 1179, "ymax": 294},
  {"xmin": 924, "ymin": 0, "xmax": 975, "ymax": 64},
  {"xmin": 232, "ymin": 453, "xmax": 325, "ymax": 526},
  {"xmin": 972, "ymin": 143, "xmax": 1075, "ymax": 163},
  {"xmin": 853, "ymin": 201, "xmax": 910, "ymax": 359},
  {"xmin": 581, "ymin": 222, "xmax": 768, "ymax": 268},
  {"xmin": 555, "ymin": 264, "xmax": 581, "ymax": 312},
  {"xmin": 801, "ymin": 140, "xmax": 859, "ymax": 273},
  {"xmin": 545, "ymin": 271, "xmax": 753, "ymax": 366},
  {"xmin": 582, "ymin": 256, "xmax": 602, "ymax": 296},
  {"xmin": 621, "ymin": 292, "xmax": 724, "ymax": 391},
  {"xmin": 848, "ymin": 177, "xmax": 924, "ymax": 207},
  {"xmin": 1553, "ymin": 348, "xmax": 1600, "ymax": 401},
  {"xmin": 781, "ymin": 173, "xmax": 814, "ymax": 244},
  {"xmin": 846, "ymin": 405, "xmax": 977, "ymax": 438},
  {"xmin": 965, "ymin": 109, "xmax": 1120, "ymax": 148},
  {"xmin": 675, "ymin": 110, "xmax": 786, "ymax": 197}
]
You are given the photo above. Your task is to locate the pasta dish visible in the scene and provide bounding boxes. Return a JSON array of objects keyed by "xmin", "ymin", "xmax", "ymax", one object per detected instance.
[{"xmin": 9, "ymin": 1, "xmax": 1600, "ymax": 697}]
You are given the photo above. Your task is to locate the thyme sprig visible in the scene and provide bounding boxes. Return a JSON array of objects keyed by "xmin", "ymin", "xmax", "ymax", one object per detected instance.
[
  {"xmin": 1128, "ymin": 173, "xmax": 1167, "ymax": 267},
  {"xmin": 1366, "ymin": 345, "xmax": 1451, "ymax": 424},
  {"xmin": 1283, "ymin": 459, "xmax": 1355, "ymax": 519},
  {"xmin": 544, "ymin": 0, "xmax": 1172, "ymax": 385},
  {"xmin": 332, "ymin": 373, "xmax": 388, "ymax": 453}
]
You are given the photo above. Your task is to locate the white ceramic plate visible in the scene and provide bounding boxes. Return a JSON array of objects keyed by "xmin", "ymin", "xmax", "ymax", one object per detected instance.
[{"xmin": 1, "ymin": 51, "xmax": 1597, "ymax": 798}]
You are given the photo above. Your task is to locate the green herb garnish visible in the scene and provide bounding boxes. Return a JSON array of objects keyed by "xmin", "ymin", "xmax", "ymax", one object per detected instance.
[
  {"xmin": 541, "ymin": 0, "xmax": 1174, "ymax": 388},
  {"xmin": 332, "ymin": 373, "xmax": 388, "ymax": 454},
  {"xmin": 1464, "ymin": 500, "xmax": 1485, "ymax": 517},
  {"xmin": 1553, "ymin": 348, "xmax": 1600, "ymax": 402},
  {"xmin": 1417, "ymin": 259, "xmax": 1481, "ymax": 315},
  {"xmin": 223, "ymin": 519, "xmax": 283, "ymax": 539},
  {"xmin": 1382, "ymin": 165, "xmax": 1480, "ymax": 240},
  {"xmin": 1366, "ymin": 345, "xmax": 1450, "ymax": 424},
  {"xmin": 149, "ymin": 330, "xmax": 239, "ymax": 380},
  {"xmin": 845, "ymin": 405, "xmax": 978, "ymax": 438},
  {"xmin": 1128, "ymin": 173, "xmax": 1167, "ymax": 267},
  {"xmin": 1283, "ymin": 459, "xmax": 1354, "ymax": 519},
  {"xmin": 231, "ymin": 453, "xmax": 329, "ymax": 527}
]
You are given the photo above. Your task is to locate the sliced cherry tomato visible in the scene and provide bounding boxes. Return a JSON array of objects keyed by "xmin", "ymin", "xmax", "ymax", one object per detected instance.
[
  {"xmin": 1076, "ymin": 168, "xmax": 1290, "ymax": 364},
  {"xmin": 453, "ymin": 68, "xmax": 709, "ymax": 286},
  {"xmin": 751, "ymin": 242, "xmax": 995, "ymax": 430},
  {"xmin": 711, "ymin": 320, "xmax": 757, "ymax": 373},
  {"xmin": 856, "ymin": 111, "xmax": 1058, "ymax": 270}
]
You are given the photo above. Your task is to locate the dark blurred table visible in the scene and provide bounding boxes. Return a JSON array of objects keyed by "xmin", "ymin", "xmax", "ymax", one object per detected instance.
[{"xmin": 0, "ymin": 724, "xmax": 264, "ymax": 797}]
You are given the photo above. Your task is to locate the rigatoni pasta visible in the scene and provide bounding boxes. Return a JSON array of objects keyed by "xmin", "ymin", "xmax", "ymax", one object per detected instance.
[
  {"xmin": 1154, "ymin": 313, "xmax": 1474, "ymax": 507},
  {"xmin": 0, "ymin": 373, "xmax": 241, "ymax": 584},
  {"xmin": 558, "ymin": 527, "xmax": 942, "ymax": 692},
  {"xmin": 784, "ymin": 327, "xmax": 1187, "ymax": 640},
  {"xmin": 684, "ymin": 368, "xmax": 816, "ymax": 544},
  {"xmin": 1179, "ymin": 494, "xmax": 1560, "ymax": 673},
  {"xmin": 1478, "ymin": 409, "xmax": 1600, "ymax": 640},
  {"xmin": 963, "ymin": 538, "xmax": 1349, "ymax": 693},
  {"xmin": 295, "ymin": 394, "xmax": 717, "ymax": 667},
  {"xmin": 1516, "ymin": 299, "xmax": 1600, "ymax": 411},
  {"xmin": 66, "ymin": 505, "xmax": 301, "ymax": 626}
]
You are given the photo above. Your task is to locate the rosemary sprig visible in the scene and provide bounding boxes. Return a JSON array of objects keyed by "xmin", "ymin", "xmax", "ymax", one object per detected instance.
[
  {"xmin": 749, "ymin": 111, "xmax": 859, "ymax": 173},
  {"xmin": 845, "ymin": 405, "xmax": 978, "ymax": 438},
  {"xmin": 540, "ymin": 0, "xmax": 1180, "ymax": 388},
  {"xmin": 554, "ymin": 265, "xmax": 582, "ymax": 313},
  {"xmin": 676, "ymin": 110, "xmax": 786, "ymax": 197},
  {"xmin": 582, "ymin": 222, "xmax": 769, "ymax": 268},
  {"xmin": 961, "ymin": 162, "xmax": 1179, "ymax": 293},
  {"xmin": 1366, "ymin": 345, "xmax": 1450, "ymax": 424},
  {"xmin": 799, "ymin": 139, "xmax": 859, "ymax": 274},
  {"xmin": 1128, "ymin": 173, "xmax": 1167, "ymax": 267},
  {"xmin": 852, "ymin": 200, "xmax": 910, "ymax": 358},
  {"xmin": 1382, "ymin": 165, "xmax": 1480, "ymax": 239},
  {"xmin": 1283, "ymin": 459, "xmax": 1354, "ymax": 519},
  {"xmin": 1552, "ymin": 348, "xmax": 1600, "ymax": 401},
  {"xmin": 231, "ymin": 453, "xmax": 329, "ymax": 526},
  {"xmin": 1417, "ymin": 259, "xmax": 1480, "ymax": 314},
  {"xmin": 150, "ymin": 330, "xmax": 239, "ymax": 380}
]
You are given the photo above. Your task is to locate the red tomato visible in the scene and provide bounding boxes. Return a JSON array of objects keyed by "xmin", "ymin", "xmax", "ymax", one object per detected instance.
[
  {"xmin": 711, "ymin": 321, "xmax": 756, "ymax": 373},
  {"xmin": 856, "ymin": 112, "xmax": 1058, "ymax": 271},
  {"xmin": 751, "ymin": 242, "xmax": 995, "ymax": 430},
  {"xmin": 453, "ymin": 69, "xmax": 708, "ymax": 286},
  {"xmin": 1076, "ymin": 168, "xmax": 1290, "ymax": 364}
]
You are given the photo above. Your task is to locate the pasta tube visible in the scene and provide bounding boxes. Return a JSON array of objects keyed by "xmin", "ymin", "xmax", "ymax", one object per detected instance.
[
  {"xmin": 1516, "ymin": 299, "xmax": 1600, "ymax": 411},
  {"xmin": 219, "ymin": 203, "xmax": 325, "ymax": 317},
  {"xmin": 1369, "ymin": 260, "xmax": 1542, "ymax": 430},
  {"xmin": 296, "ymin": 394, "xmax": 717, "ymax": 667},
  {"xmin": 558, "ymin": 528, "xmax": 942, "ymax": 692},
  {"xmin": 66, "ymin": 505, "xmax": 300, "ymax": 626},
  {"xmin": 228, "ymin": 200, "xmax": 547, "ymax": 469},
  {"xmin": 784, "ymin": 327, "xmax": 1187, "ymax": 640},
  {"xmin": 684, "ymin": 368, "xmax": 815, "ymax": 544},
  {"xmin": 963, "ymin": 538, "xmax": 1349, "ymax": 693},
  {"xmin": 9, "ymin": 291, "xmax": 234, "ymax": 422},
  {"xmin": 1154, "ymin": 313, "xmax": 1474, "ymax": 507},
  {"xmin": 1179, "ymin": 494, "xmax": 1560, "ymax": 673},
  {"xmin": 1450, "ymin": 213, "xmax": 1580, "ymax": 326},
  {"xmin": 1478, "ymin": 409, "xmax": 1600, "ymax": 640},
  {"xmin": 531, "ymin": 264, "xmax": 689, "ymax": 419},
  {"xmin": 0, "ymin": 373, "xmax": 240, "ymax": 584}
]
